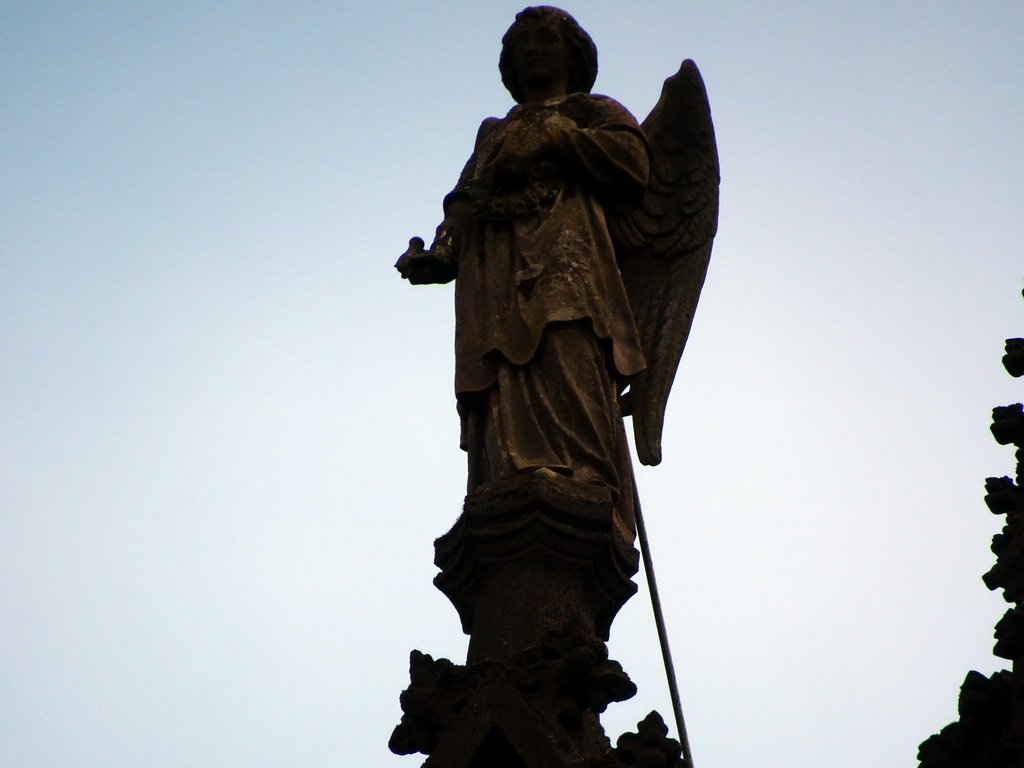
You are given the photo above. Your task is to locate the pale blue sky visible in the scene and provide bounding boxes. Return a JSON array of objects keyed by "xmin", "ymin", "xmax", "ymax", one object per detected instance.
[{"xmin": 2, "ymin": 2, "xmax": 1023, "ymax": 766}]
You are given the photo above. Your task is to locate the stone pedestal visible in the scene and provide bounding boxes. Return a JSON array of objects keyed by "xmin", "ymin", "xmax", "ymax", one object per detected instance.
[
  {"xmin": 391, "ymin": 471, "xmax": 685, "ymax": 767},
  {"xmin": 434, "ymin": 471, "xmax": 639, "ymax": 664}
]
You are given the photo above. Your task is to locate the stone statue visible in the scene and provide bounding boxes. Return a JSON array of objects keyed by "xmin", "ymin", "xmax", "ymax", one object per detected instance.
[
  {"xmin": 392, "ymin": 10, "xmax": 718, "ymax": 762},
  {"xmin": 396, "ymin": 6, "xmax": 719, "ymax": 531}
]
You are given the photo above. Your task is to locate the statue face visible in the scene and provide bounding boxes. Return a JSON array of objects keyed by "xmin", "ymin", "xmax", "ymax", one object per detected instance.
[{"xmin": 510, "ymin": 21, "xmax": 570, "ymax": 96}]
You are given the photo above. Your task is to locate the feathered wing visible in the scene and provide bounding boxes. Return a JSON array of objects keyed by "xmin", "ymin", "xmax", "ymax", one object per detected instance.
[{"xmin": 609, "ymin": 59, "xmax": 720, "ymax": 466}]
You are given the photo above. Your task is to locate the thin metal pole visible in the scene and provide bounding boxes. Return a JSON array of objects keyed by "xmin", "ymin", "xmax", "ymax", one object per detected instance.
[{"xmin": 632, "ymin": 481, "xmax": 694, "ymax": 768}]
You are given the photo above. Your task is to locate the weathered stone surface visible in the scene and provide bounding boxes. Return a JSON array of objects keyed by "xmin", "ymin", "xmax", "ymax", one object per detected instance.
[
  {"xmin": 435, "ymin": 470, "xmax": 639, "ymax": 664},
  {"xmin": 395, "ymin": 4, "xmax": 718, "ymax": 513},
  {"xmin": 391, "ymin": 8, "xmax": 715, "ymax": 764},
  {"xmin": 390, "ymin": 620, "xmax": 637, "ymax": 767},
  {"xmin": 1004, "ymin": 339, "xmax": 1024, "ymax": 378},
  {"xmin": 986, "ymin": 477, "xmax": 1024, "ymax": 516},
  {"xmin": 992, "ymin": 405, "xmax": 1024, "ymax": 447},
  {"xmin": 918, "ymin": 671, "xmax": 1015, "ymax": 768},
  {"xmin": 613, "ymin": 711, "xmax": 685, "ymax": 768},
  {"xmin": 993, "ymin": 608, "xmax": 1024, "ymax": 661},
  {"xmin": 918, "ymin": 287, "xmax": 1024, "ymax": 768}
]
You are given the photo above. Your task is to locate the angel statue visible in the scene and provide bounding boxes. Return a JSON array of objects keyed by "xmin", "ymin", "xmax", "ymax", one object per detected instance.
[{"xmin": 396, "ymin": 6, "xmax": 718, "ymax": 533}]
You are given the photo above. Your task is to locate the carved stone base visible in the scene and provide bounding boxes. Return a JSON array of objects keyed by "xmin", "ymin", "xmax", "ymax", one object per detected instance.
[
  {"xmin": 433, "ymin": 470, "xmax": 640, "ymax": 664},
  {"xmin": 391, "ymin": 471, "xmax": 665, "ymax": 766},
  {"xmin": 390, "ymin": 621, "xmax": 685, "ymax": 768},
  {"xmin": 613, "ymin": 712, "xmax": 687, "ymax": 768}
]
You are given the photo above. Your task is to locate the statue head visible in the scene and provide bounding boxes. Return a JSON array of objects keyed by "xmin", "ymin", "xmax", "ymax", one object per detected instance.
[{"xmin": 499, "ymin": 6, "xmax": 598, "ymax": 104}]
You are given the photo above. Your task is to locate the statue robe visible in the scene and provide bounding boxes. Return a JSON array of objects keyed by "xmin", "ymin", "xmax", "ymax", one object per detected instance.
[{"xmin": 443, "ymin": 93, "xmax": 650, "ymax": 525}]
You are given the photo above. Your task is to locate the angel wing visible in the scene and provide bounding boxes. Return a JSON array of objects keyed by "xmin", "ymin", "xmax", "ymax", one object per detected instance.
[{"xmin": 609, "ymin": 59, "xmax": 720, "ymax": 466}]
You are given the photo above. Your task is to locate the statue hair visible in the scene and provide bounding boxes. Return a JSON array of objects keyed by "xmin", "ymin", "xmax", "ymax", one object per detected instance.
[{"xmin": 499, "ymin": 6, "xmax": 598, "ymax": 104}]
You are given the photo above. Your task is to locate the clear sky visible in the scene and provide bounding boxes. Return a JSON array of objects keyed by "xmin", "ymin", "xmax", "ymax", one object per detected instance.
[{"xmin": 2, "ymin": 1, "xmax": 1022, "ymax": 766}]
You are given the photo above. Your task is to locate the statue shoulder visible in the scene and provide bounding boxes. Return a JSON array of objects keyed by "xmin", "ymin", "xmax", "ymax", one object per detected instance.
[
  {"xmin": 562, "ymin": 92, "xmax": 641, "ymax": 129},
  {"xmin": 474, "ymin": 116, "xmax": 503, "ymax": 144}
]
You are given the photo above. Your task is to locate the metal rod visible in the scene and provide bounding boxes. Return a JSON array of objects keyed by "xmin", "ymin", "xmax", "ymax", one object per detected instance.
[{"xmin": 632, "ymin": 481, "xmax": 694, "ymax": 768}]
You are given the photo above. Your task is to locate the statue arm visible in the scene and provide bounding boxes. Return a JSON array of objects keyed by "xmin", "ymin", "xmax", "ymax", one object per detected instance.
[
  {"xmin": 395, "ymin": 196, "xmax": 472, "ymax": 285},
  {"xmin": 546, "ymin": 108, "xmax": 650, "ymax": 204},
  {"xmin": 395, "ymin": 201, "xmax": 470, "ymax": 285},
  {"xmin": 396, "ymin": 120, "xmax": 495, "ymax": 285}
]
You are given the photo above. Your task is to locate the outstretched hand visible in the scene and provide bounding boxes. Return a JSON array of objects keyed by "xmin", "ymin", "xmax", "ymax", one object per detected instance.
[{"xmin": 395, "ymin": 237, "xmax": 456, "ymax": 285}]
